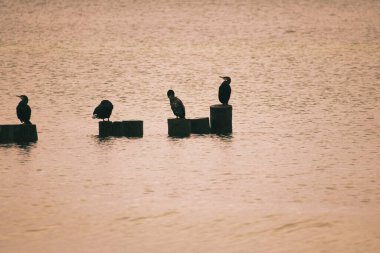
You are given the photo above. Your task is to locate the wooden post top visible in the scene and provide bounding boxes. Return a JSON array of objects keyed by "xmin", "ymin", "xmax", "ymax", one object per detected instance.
[
  {"xmin": 167, "ymin": 118, "xmax": 189, "ymax": 121},
  {"xmin": 189, "ymin": 117, "xmax": 209, "ymax": 120},
  {"xmin": 210, "ymin": 104, "xmax": 232, "ymax": 109},
  {"xmin": 0, "ymin": 124, "xmax": 37, "ymax": 127},
  {"xmin": 122, "ymin": 120, "xmax": 143, "ymax": 123}
]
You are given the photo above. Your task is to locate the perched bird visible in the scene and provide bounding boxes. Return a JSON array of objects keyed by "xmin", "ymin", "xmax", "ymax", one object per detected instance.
[
  {"xmin": 93, "ymin": 100, "xmax": 113, "ymax": 121},
  {"xmin": 218, "ymin": 76, "xmax": 231, "ymax": 105},
  {"xmin": 16, "ymin": 95, "xmax": 32, "ymax": 124},
  {"xmin": 167, "ymin": 90, "xmax": 185, "ymax": 119}
]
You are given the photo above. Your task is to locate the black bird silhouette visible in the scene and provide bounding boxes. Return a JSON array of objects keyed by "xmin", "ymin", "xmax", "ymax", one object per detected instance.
[
  {"xmin": 167, "ymin": 90, "xmax": 185, "ymax": 119},
  {"xmin": 16, "ymin": 95, "xmax": 32, "ymax": 124},
  {"xmin": 218, "ymin": 76, "xmax": 231, "ymax": 105},
  {"xmin": 93, "ymin": 100, "xmax": 113, "ymax": 121}
]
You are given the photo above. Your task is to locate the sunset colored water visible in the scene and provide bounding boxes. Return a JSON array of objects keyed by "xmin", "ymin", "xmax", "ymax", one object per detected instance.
[{"xmin": 0, "ymin": 0, "xmax": 379, "ymax": 252}]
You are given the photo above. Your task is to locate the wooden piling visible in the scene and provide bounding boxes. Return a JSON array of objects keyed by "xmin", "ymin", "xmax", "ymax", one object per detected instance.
[
  {"xmin": 112, "ymin": 121, "xmax": 125, "ymax": 137},
  {"xmin": 190, "ymin": 117, "xmax": 210, "ymax": 134},
  {"xmin": 99, "ymin": 121, "xmax": 113, "ymax": 137},
  {"xmin": 0, "ymin": 124, "xmax": 38, "ymax": 143},
  {"xmin": 167, "ymin": 118, "xmax": 191, "ymax": 137},
  {"xmin": 98, "ymin": 120, "xmax": 143, "ymax": 138},
  {"xmin": 123, "ymin": 120, "xmax": 143, "ymax": 137},
  {"xmin": 210, "ymin": 104, "xmax": 232, "ymax": 134}
]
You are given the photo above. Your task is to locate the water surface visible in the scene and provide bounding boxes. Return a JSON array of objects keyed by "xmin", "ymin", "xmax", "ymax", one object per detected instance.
[{"xmin": 0, "ymin": 0, "xmax": 379, "ymax": 252}]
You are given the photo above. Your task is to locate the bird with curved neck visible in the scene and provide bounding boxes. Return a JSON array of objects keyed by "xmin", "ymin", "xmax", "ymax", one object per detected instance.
[
  {"xmin": 93, "ymin": 100, "xmax": 113, "ymax": 121},
  {"xmin": 167, "ymin": 89, "xmax": 186, "ymax": 119},
  {"xmin": 16, "ymin": 95, "xmax": 32, "ymax": 124},
  {"xmin": 218, "ymin": 76, "xmax": 231, "ymax": 105}
]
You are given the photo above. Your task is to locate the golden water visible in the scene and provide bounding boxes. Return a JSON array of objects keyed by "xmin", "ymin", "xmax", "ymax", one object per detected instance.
[{"xmin": 0, "ymin": 0, "xmax": 379, "ymax": 252}]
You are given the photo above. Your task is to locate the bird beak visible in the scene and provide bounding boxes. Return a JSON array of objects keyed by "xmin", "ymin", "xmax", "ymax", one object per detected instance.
[{"xmin": 219, "ymin": 76, "xmax": 225, "ymax": 80}]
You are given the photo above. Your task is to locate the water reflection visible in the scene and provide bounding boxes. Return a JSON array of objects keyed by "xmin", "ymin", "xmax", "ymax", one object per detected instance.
[
  {"xmin": 212, "ymin": 133, "xmax": 234, "ymax": 140},
  {"xmin": 167, "ymin": 135, "xmax": 191, "ymax": 140},
  {"xmin": 0, "ymin": 142, "xmax": 36, "ymax": 151},
  {"xmin": 0, "ymin": 143, "xmax": 14, "ymax": 149},
  {"xmin": 16, "ymin": 142, "xmax": 36, "ymax": 151},
  {"xmin": 92, "ymin": 134, "xmax": 115, "ymax": 146},
  {"xmin": 0, "ymin": 142, "xmax": 36, "ymax": 165}
]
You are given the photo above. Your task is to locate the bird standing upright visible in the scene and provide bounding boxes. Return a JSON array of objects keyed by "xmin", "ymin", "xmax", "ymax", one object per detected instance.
[
  {"xmin": 93, "ymin": 100, "xmax": 113, "ymax": 121},
  {"xmin": 218, "ymin": 76, "xmax": 231, "ymax": 105},
  {"xmin": 16, "ymin": 95, "xmax": 32, "ymax": 124},
  {"xmin": 167, "ymin": 90, "xmax": 186, "ymax": 119}
]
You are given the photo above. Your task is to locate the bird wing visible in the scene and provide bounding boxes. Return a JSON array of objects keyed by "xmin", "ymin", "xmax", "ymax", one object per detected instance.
[
  {"xmin": 25, "ymin": 105, "xmax": 31, "ymax": 120},
  {"xmin": 170, "ymin": 100, "xmax": 176, "ymax": 114},
  {"xmin": 16, "ymin": 104, "xmax": 22, "ymax": 120},
  {"xmin": 174, "ymin": 98, "xmax": 185, "ymax": 117},
  {"xmin": 218, "ymin": 85, "xmax": 223, "ymax": 103},
  {"xmin": 16, "ymin": 104, "xmax": 31, "ymax": 121},
  {"xmin": 226, "ymin": 84, "xmax": 231, "ymax": 98},
  {"xmin": 106, "ymin": 100, "xmax": 113, "ymax": 110},
  {"xmin": 218, "ymin": 82, "xmax": 231, "ymax": 104}
]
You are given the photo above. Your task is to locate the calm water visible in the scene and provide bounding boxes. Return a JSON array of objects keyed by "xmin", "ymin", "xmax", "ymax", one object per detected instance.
[{"xmin": 0, "ymin": 0, "xmax": 379, "ymax": 252}]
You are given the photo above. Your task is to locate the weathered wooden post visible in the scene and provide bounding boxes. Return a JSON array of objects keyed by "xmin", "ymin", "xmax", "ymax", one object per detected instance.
[
  {"xmin": 167, "ymin": 118, "xmax": 191, "ymax": 137},
  {"xmin": 123, "ymin": 120, "xmax": 143, "ymax": 137},
  {"xmin": 99, "ymin": 121, "xmax": 113, "ymax": 137},
  {"xmin": 14, "ymin": 124, "xmax": 38, "ymax": 142},
  {"xmin": 0, "ymin": 124, "xmax": 38, "ymax": 143},
  {"xmin": 0, "ymin": 125, "xmax": 14, "ymax": 143},
  {"xmin": 190, "ymin": 117, "xmax": 210, "ymax": 134},
  {"xmin": 112, "ymin": 121, "xmax": 125, "ymax": 137},
  {"xmin": 210, "ymin": 104, "xmax": 232, "ymax": 134}
]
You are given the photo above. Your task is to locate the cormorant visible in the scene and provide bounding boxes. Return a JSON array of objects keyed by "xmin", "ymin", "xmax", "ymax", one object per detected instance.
[
  {"xmin": 218, "ymin": 76, "xmax": 231, "ymax": 105},
  {"xmin": 16, "ymin": 95, "xmax": 32, "ymax": 124},
  {"xmin": 93, "ymin": 100, "xmax": 113, "ymax": 121},
  {"xmin": 167, "ymin": 90, "xmax": 185, "ymax": 119}
]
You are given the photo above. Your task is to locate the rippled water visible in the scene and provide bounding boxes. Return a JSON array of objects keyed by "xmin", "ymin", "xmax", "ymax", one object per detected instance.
[{"xmin": 1, "ymin": 0, "xmax": 379, "ymax": 252}]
